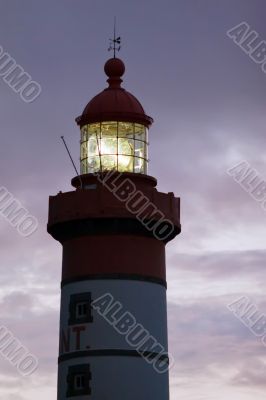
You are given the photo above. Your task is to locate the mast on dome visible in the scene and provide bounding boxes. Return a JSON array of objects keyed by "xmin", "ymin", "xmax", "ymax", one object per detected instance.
[{"xmin": 108, "ymin": 16, "xmax": 121, "ymax": 58}]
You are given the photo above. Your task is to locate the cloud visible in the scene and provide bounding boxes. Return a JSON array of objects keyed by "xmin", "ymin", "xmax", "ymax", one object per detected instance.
[
  {"xmin": 231, "ymin": 359, "xmax": 266, "ymax": 387},
  {"xmin": 168, "ymin": 297, "xmax": 266, "ymax": 397},
  {"xmin": 168, "ymin": 249, "xmax": 266, "ymax": 281}
]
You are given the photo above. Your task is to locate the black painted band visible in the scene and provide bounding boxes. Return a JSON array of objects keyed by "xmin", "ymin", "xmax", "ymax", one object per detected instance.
[
  {"xmin": 58, "ymin": 349, "xmax": 169, "ymax": 364},
  {"xmin": 61, "ymin": 274, "xmax": 167, "ymax": 288},
  {"xmin": 48, "ymin": 217, "xmax": 180, "ymax": 244}
]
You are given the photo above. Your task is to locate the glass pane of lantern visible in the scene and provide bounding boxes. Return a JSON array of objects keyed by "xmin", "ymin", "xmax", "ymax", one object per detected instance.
[
  {"xmin": 81, "ymin": 126, "xmax": 88, "ymax": 142},
  {"xmin": 145, "ymin": 141, "xmax": 148, "ymax": 165},
  {"xmin": 87, "ymin": 156, "xmax": 100, "ymax": 173},
  {"xmin": 118, "ymin": 122, "xmax": 134, "ymax": 138},
  {"xmin": 80, "ymin": 159, "xmax": 88, "ymax": 174},
  {"xmin": 134, "ymin": 124, "xmax": 146, "ymax": 142},
  {"xmin": 101, "ymin": 155, "xmax": 117, "ymax": 171},
  {"xmin": 88, "ymin": 123, "xmax": 101, "ymax": 135},
  {"xmin": 134, "ymin": 157, "xmax": 144, "ymax": 173},
  {"xmin": 101, "ymin": 121, "xmax": 118, "ymax": 138},
  {"xmin": 118, "ymin": 138, "xmax": 133, "ymax": 156},
  {"xmin": 87, "ymin": 135, "xmax": 98, "ymax": 156},
  {"xmin": 80, "ymin": 141, "xmax": 88, "ymax": 160},
  {"xmin": 101, "ymin": 137, "xmax": 117, "ymax": 155},
  {"xmin": 134, "ymin": 140, "xmax": 145, "ymax": 158},
  {"xmin": 118, "ymin": 155, "xmax": 133, "ymax": 172}
]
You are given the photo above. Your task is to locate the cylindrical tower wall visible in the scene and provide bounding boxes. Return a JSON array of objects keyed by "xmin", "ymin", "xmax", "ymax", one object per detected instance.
[{"xmin": 57, "ymin": 231, "xmax": 170, "ymax": 399}]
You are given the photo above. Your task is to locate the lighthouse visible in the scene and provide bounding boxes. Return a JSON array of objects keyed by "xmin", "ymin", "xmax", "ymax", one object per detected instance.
[{"xmin": 48, "ymin": 49, "xmax": 181, "ymax": 399}]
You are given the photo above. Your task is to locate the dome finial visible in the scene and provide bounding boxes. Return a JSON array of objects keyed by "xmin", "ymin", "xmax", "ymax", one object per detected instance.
[
  {"xmin": 108, "ymin": 16, "xmax": 121, "ymax": 59},
  {"xmin": 104, "ymin": 57, "xmax": 125, "ymax": 88}
]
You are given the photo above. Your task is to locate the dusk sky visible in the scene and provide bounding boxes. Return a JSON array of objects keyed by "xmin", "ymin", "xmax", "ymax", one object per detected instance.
[{"xmin": 0, "ymin": 0, "xmax": 266, "ymax": 399}]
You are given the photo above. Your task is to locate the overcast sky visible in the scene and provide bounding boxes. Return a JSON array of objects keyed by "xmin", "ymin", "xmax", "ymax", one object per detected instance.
[{"xmin": 0, "ymin": 0, "xmax": 266, "ymax": 399}]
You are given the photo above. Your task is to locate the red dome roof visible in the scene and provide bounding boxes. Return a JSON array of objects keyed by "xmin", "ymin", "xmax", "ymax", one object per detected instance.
[{"xmin": 76, "ymin": 58, "xmax": 153, "ymax": 128}]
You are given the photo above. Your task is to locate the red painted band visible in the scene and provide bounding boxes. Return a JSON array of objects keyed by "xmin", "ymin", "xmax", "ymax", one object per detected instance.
[{"xmin": 62, "ymin": 235, "xmax": 166, "ymax": 282}]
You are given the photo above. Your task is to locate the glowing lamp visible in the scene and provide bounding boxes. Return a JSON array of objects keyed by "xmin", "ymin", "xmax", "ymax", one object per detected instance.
[{"xmin": 80, "ymin": 121, "xmax": 148, "ymax": 174}]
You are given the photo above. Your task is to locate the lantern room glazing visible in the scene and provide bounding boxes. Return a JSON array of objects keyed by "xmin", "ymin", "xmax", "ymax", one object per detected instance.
[{"xmin": 80, "ymin": 121, "xmax": 148, "ymax": 174}]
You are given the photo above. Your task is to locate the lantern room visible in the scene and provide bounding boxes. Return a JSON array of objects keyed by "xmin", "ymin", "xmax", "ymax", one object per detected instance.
[{"xmin": 76, "ymin": 57, "xmax": 153, "ymax": 175}]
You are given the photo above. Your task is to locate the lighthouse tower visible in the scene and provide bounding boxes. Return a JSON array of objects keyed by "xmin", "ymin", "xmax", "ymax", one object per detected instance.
[{"xmin": 48, "ymin": 53, "xmax": 181, "ymax": 399}]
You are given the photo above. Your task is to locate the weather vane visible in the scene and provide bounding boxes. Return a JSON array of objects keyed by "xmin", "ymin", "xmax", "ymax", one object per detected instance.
[{"xmin": 108, "ymin": 16, "xmax": 121, "ymax": 58}]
